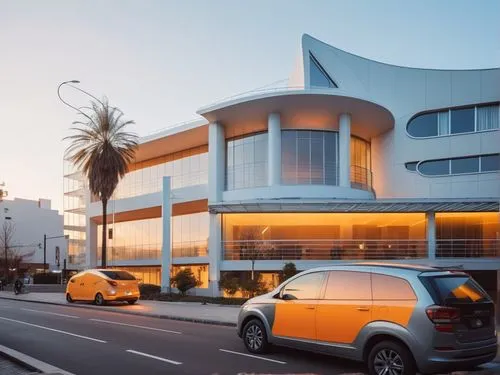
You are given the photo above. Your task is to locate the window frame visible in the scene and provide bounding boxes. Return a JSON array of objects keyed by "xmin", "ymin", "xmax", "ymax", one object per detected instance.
[
  {"xmin": 406, "ymin": 102, "xmax": 500, "ymax": 139},
  {"xmin": 416, "ymin": 153, "xmax": 500, "ymax": 177},
  {"xmin": 278, "ymin": 271, "xmax": 327, "ymax": 300},
  {"xmin": 321, "ymin": 270, "xmax": 372, "ymax": 301},
  {"xmin": 371, "ymin": 273, "xmax": 417, "ymax": 301}
]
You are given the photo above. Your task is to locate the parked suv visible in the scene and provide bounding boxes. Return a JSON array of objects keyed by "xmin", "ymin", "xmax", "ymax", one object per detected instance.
[{"xmin": 237, "ymin": 263, "xmax": 497, "ymax": 375}]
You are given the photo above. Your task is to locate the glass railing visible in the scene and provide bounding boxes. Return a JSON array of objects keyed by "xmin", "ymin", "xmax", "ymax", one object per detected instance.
[
  {"xmin": 223, "ymin": 239, "xmax": 428, "ymax": 260},
  {"xmin": 350, "ymin": 165, "xmax": 373, "ymax": 191},
  {"xmin": 436, "ymin": 239, "xmax": 500, "ymax": 258}
]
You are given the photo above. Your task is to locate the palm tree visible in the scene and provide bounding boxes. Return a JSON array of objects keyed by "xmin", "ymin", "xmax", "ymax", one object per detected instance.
[{"xmin": 65, "ymin": 99, "xmax": 138, "ymax": 268}]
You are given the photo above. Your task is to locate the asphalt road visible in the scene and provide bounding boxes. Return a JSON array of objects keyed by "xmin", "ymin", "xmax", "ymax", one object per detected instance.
[{"xmin": 0, "ymin": 299, "xmax": 497, "ymax": 375}]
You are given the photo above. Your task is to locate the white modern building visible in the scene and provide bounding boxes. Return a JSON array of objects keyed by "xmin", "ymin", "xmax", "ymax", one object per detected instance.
[
  {"xmin": 64, "ymin": 34, "xmax": 500, "ymax": 296},
  {"xmin": 0, "ymin": 197, "xmax": 67, "ymax": 274}
]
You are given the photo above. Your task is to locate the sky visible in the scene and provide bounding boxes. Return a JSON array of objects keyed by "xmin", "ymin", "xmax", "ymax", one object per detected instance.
[{"xmin": 1, "ymin": 0, "xmax": 499, "ymax": 214}]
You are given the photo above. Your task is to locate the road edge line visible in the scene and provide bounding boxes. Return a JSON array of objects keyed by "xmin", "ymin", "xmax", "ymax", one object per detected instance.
[
  {"xmin": 0, "ymin": 344, "xmax": 75, "ymax": 375},
  {"xmin": 0, "ymin": 295, "xmax": 238, "ymax": 327}
]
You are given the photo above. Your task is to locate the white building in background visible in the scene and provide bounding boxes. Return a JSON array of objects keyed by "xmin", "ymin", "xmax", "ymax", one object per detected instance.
[
  {"xmin": 66, "ymin": 34, "xmax": 500, "ymax": 296},
  {"xmin": 0, "ymin": 197, "xmax": 67, "ymax": 273}
]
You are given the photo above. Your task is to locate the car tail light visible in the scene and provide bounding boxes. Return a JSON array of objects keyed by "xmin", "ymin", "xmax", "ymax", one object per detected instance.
[
  {"xmin": 107, "ymin": 280, "xmax": 118, "ymax": 287},
  {"xmin": 426, "ymin": 305, "xmax": 460, "ymax": 332}
]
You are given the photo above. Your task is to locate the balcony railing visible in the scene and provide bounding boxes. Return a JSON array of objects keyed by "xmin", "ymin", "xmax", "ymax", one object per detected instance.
[
  {"xmin": 436, "ymin": 239, "xmax": 500, "ymax": 258},
  {"xmin": 223, "ymin": 239, "xmax": 500, "ymax": 261},
  {"xmin": 223, "ymin": 239, "xmax": 428, "ymax": 261},
  {"xmin": 351, "ymin": 165, "xmax": 373, "ymax": 191}
]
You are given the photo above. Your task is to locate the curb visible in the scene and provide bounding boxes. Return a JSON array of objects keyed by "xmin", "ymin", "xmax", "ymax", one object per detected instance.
[
  {"xmin": 0, "ymin": 296, "xmax": 237, "ymax": 327},
  {"xmin": 0, "ymin": 344, "xmax": 74, "ymax": 374}
]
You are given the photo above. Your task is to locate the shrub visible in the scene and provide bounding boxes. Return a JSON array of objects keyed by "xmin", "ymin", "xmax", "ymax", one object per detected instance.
[
  {"xmin": 139, "ymin": 283, "xmax": 161, "ymax": 299},
  {"xmin": 240, "ymin": 275, "xmax": 268, "ymax": 298},
  {"xmin": 33, "ymin": 273, "xmax": 59, "ymax": 284},
  {"xmin": 170, "ymin": 269, "xmax": 201, "ymax": 296},
  {"xmin": 279, "ymin": 262, "xmax": 298, "ymax": 283},
  {"xmin": 218, "ymin": 272, "xmax": 240, "ymax": 297}
]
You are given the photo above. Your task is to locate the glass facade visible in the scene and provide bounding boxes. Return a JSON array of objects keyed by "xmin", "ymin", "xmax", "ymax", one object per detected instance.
[
  {"xmin": 63, "ymin": 160, "xmax": 86, "ymax": 268},
  {"xmin": 97, "ymin": 212, "xmax": 209, "ymax": 262},
  {"xmin": 281, "ymin": 130, "xmax": 338, "ymax": 185},
  {"xmin": 407, "ymin": 104, "xmax": 500, "ymax": 137},
  {"xmin": 436, "ymin": 212, "xmax": 500, "ymax": 258},
  {"xmin": 114, "ymin": 266, "xmax": 161, "ymax": 285},
  {"xmin": 350, "ymin": 136, "xmax": 372, "ymax": 190},
  {"xmin": 226, "ymin": 133, "xmax": 268, "ymax": 190},
  {"xmin": 104, "ymin": 146, "xmax": 208, "ymax": 201},
  {"xmin": 310, "ymin": 53, "xmax": 337, "ymax": 88},
  {"xmin": 222, "ymin": 213, "xmax": 427, "ymax": 261}
]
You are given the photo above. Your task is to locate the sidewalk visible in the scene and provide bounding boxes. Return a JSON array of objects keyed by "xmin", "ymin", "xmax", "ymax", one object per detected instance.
[{"xmin": 0, "ymin": 292, "xmax": 239, "ymax": 326}]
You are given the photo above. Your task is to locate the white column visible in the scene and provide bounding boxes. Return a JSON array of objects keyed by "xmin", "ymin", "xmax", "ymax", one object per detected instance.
[
  {"xmin": 85, "ymin": 221, "xmax": 97, "ymax": 268},
  {"xmin": 208, "ymin": 122, "xmax": 225, "ymax": 204},
  {"xmin": 426, "ymin": 211, "xmax": 436, "ymax": 260},
  {"xmin": 339, "ymin": 113, "xmax": 351, "ymax": 188},
  {"xmin": 161, "ymin": 176, "xmax": 172, "ymax": 292},
  {"xmin": 208, "ymin": 213, "xmax": 222, "ymax": 297},
  {"xmin": 268, "ymin": 112, "xmax": 281, "ymax": 186}
]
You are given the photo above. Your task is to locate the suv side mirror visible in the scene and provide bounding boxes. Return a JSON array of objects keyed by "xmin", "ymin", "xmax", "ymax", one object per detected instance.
[{"xmin": 281, "ymin": 293, "xmax": 296, "ymax": 301}]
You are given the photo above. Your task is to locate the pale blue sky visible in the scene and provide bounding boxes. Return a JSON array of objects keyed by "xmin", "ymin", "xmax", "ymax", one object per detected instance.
[{"xmin": 1, "ymin": 0, "xmax": 499, "ymax": 213}]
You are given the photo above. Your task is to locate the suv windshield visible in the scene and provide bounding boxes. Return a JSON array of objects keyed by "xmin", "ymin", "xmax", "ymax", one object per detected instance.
[
  {"xmin": 100, "ymin": 271, "xmax": 136, "ymax": 281},
  {"xmin": 431, "ymin": 276, "xmax": 490, "ymax": 304}
]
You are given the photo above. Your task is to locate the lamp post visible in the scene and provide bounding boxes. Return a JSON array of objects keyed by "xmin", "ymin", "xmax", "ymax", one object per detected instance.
[{"xmin": 43, "ymin": 234, "xmax": 69, "ymax": 273}]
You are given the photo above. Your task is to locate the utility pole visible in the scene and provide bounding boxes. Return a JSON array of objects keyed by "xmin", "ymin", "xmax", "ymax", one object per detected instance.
[{"xmin": 43, "ymin": 234, "xmax": 47, "ymax": 272}]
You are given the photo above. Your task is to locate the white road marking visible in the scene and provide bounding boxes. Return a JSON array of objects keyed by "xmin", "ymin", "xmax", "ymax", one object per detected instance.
[
  {"xmin": 126, "ymin": 349, "xmax": 182, "ymax": 365},
  {"xmin": 219, "ymin": 349, "xmax": 287, "ymax": 364},
  {"xmin": 0, "ymin": 316, "xmax": 106, "ymax": 343},
  {"xmin": 21, "ymin": 308, "xmax": 80, "ymax": 319},
  {"xmin": 90, "ymin": 318, "xmax": 181, "ymax": 334},
  {"xmin": 0, "ymin": 344, "xmax": 75, "ymax": 375}
]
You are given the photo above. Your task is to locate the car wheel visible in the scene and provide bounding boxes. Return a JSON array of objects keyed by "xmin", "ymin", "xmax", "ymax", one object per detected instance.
[
  {"xmin": 66, "ymin": 293, "xmax": 74, "ymax": 303},
  {"xmin": 368, "ymin": 340, "xmax": 416, "ymax": 375},
  {"xmin": 127, "ymin": 299, "xmax": 138, "ymax": 305},
  {"xmin": 242, "ymin": 319, "xmax": 270, "ymax": 354},
  {"xmin": 94, "ymin": 293, "xmax": 105, "ymax": 306}
]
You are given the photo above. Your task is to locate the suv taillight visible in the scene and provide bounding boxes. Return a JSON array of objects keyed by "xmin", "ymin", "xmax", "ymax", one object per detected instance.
[
  {"xmin": 107, "ymin": 280, "xmax": 118, "ymax": 287},
  {"xmin": 426, "ymin": 305, "xmax": 460, "ymax": 332}
]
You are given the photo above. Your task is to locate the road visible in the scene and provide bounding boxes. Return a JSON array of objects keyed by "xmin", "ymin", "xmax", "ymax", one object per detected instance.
[{"xmin": 0, "ymin": 299, "xmax": 497, "ymax": 375}]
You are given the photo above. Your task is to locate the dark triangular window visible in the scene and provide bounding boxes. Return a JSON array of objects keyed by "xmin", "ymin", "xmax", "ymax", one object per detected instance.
[{"xmin": 309, "ymin": 52, "xmax": 337, "ymax": 88}]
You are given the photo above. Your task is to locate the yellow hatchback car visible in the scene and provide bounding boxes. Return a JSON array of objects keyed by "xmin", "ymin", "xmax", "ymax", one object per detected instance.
[{"xmin": 66, "ymin": 269, "xmax": 140, "ymax": 306}]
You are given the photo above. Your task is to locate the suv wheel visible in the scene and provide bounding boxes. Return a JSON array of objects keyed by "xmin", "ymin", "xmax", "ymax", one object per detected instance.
[
  {"xmin": 94, "ymin": 293, "xmax": 105, "ymax": 306},
  {"xmin": 66, "ymin": 293, "xmax": 74, "ymax": 303},
  {"xmin": 368, "ymin": 341, "xmax": 416, "ymax": 375},
  {"xmin": 242, "ymin": 319, "xmax": 269, "ymax": 354}
]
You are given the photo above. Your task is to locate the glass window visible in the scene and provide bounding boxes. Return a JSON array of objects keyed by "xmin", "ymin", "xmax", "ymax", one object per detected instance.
[
  {"xmin": 282, "ymin": 272, "xmax": 325, "ymax": 300},
  {"xmin": 281, "ymin": 130, "xmax": 339, "ymax": 186},
  {"xmin": 323, "ymin": 271, "xmax": 371, "ymax": 300},
  {"xmin": 99, "ymin": 271, "xmax": 136, "ymax": 280},
  {"xmin": 405, "ymin": 162, "xmax": 418, "ymax": 172},
  {"xmin": 450, "ymin": 157, "xmax": 479, "ymax": 174},
  {"xmin": 450, "ymin": 108, "xmax": 475, "ymax": 134},
  {"xmin": 172, "ymin": 212, "xmax": 209, "ymax": 257},
  {"xmin": 481, "ymin": 154, "xmax": 500, "ymax": 172},
  {"xmin": 418, "ymin": 159, "xmax": 449, "ymax": 176},
  {"xmin": 310, "ymin": 53, "xmax": 337, "ymax": 88},
  {"xmin": 372, "ymin": 274, "xmax": 416, "ymax": 300},
  {"xmin": 351, "ymin": 137, "xmax": 372, "ymax": 190},
  {"xmin": 437, "ymin": 111, "xmax": 449, "ymax": 135},
  {"xmin": 226, "ymin": 133, "xmax": 268, "ymax": 190},
  {"xmin": 407, "ymin": 113, "xmax": 438, "ymax": 137},
  {"xmin": 477, "ymin": 104, "xmax": 499, "ymax": 131},
  {"xmin": 430, "ymin": 276, "xmax": 489, "ymax": 304}
]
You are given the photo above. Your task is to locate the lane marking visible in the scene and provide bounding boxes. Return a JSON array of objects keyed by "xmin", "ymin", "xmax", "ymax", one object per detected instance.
[
  {"xmin": 0, "ymin": 316, "xmax": 106, "ymax": 343},
  {"xmin": 90, "ymin": 318, "xmax": 181, "ymax": 334},
  {"xmin": 126, "ymin": 349, "xmax": 182, "ymax": 365},
  {"xmin": 0, "ymin": 344, "xmax": 75, "ymax": 375},
  {"xmin": 21, "ymin": 308, "xmax": 80, "ymax": 319},
  {"xmin": 219, "ymin": 349, "xmax": 286, "ymax": 364}
]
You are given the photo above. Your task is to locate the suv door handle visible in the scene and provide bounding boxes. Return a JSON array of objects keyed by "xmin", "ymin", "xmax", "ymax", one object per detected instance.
[
  {"xmin": 357, "ymin": 306, "xmax": 370, "ymax": 311},
  {"xmin": 305, "ymin": 306, "xmax": 316, "ymax": 310}
]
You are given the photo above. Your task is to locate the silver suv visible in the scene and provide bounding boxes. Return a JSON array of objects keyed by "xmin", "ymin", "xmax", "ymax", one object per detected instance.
[{"xmin": 237, "ymin": 263, "xmax": 497, "ymax": 375}]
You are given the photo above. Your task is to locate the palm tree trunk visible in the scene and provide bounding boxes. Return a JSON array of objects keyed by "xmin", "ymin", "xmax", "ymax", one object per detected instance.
[{"xmin": 101, "ymin": 198, "xmax": 108, "ymax": 268}]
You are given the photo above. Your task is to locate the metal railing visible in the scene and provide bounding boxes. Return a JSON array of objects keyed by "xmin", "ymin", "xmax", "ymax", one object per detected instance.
[
  {"xmin": 436, "ymin": 239, "xmax": 500, "ymax": 258},
  {"xmin": 223, "ymin": 239, "xmax": 428, "ymax": 261},
  {"xmin": 351, "ymin": 165, "xmax": 373, "ymax": 191}
]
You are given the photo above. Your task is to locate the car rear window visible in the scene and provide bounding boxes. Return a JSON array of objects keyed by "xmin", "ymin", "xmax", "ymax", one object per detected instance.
[
  {"xmin": 100, "ymin": 271, "xmax": 136, "ymax": 280},
  {"xmin": 430, "ymin": 276, "xmax": 490, "ymax": 304}
]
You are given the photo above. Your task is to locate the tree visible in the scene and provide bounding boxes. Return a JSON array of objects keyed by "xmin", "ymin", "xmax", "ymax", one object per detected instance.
[
  {"xmin": 218, "ymin": 272, "xmax": 240, "ymax": 297},
  {"xmin": 65, "ymin": 99, "xmax": 138, "ymax": 268},
  {"xmin": 279, "ymin": 262, "xmax": 298, "ymax": 283},
  {"xmin": 171, "ymin": 269, "xmax": 201, "ymax": 296},
  {"xmin": 239, "ymin": 227, "xmax": 269, "ymax": 280},
  {"xmin": 0, "ymin": 221, "xmax": 35, "ymax": 282},
  {"xmin": 240, "ymin": 273, "xmax": 268, "ymax": 298}
]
